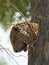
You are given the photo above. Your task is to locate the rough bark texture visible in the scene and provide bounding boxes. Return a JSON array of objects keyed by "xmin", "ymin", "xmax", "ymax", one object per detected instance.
[{"xmin": 28, "ymin": 0, "xmax": 49, "ymax": 65}]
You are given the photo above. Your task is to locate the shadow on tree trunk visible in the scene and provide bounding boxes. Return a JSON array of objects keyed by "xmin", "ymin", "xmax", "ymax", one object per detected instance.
[{"xmin": 28, "ymin": 0, "xmax": 49, "ymax": 65}]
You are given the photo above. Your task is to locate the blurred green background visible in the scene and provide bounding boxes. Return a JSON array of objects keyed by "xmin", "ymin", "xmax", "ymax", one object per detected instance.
[{"xmin": 0, "ymin": 0, "xmax": 31, "ymax": 29}]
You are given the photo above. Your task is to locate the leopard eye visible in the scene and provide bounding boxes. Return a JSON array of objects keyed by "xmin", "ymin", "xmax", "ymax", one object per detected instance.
[{"xmin": 14, "ymin": 27, "xmax": 19, "ymax": 31}]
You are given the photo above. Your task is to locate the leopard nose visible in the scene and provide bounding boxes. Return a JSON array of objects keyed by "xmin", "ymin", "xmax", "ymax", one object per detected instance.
[
  {"xmin": 14, "ymin": 49, "xmax": 18, "ymax": 52},
  {"xmin": 15, "ymin": 50, "xmax": 18, "ymax": 52}
]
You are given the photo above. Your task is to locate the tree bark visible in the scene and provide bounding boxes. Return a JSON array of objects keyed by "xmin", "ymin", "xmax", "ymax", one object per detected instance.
[{"xmin": 28, "ymin": 0, "xmax": 49, "ymax": 65}]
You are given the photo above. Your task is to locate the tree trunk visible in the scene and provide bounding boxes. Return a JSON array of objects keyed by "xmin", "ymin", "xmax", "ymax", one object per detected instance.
[{"xmin": 28, "ymin": 0, "xmax": 49, "ymax": 65}]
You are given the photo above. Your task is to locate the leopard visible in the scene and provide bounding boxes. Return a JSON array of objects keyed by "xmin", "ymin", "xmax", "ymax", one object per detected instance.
[{"xmin": 10, "ymin": 22, "xmax": 39, "ymax": 52}]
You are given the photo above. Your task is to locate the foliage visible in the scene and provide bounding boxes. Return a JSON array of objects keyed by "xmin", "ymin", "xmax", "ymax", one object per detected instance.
[{"xmin": 0, "ymin": 0, "xmax": 30, "ymax": 29}]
